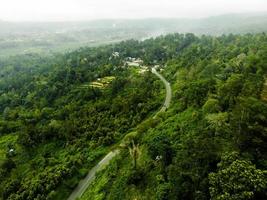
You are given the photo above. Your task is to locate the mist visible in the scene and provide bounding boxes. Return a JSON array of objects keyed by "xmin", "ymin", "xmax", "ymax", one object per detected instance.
[{"xmin": 1, "ymin": 0, "xmax": 267, "ymax": 21}]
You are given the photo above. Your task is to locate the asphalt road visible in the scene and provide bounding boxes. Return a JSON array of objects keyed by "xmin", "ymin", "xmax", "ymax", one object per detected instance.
[
  {"xmin": 67, "ymin": 150, "xmax": 119, "ymax": 200},
  {"xmin": 151, "ymin": 67, "xmax": 172, "ymax": 112},
  {"xmin": 67, "ymin": 67, "xmax": 171, "ymax": 200}
]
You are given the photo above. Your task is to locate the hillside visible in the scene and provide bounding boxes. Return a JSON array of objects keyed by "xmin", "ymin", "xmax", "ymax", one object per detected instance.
[
  {"xmin": 80, "ymin": 33, "xmax": 267, "ymax": 200},
  {"xmin": 0, "ymin": 33, "xmax": 267, "ymax": 200},
  {"xmin": 0, "ymin": 43, "xmax": 163, "ymax": 199}
]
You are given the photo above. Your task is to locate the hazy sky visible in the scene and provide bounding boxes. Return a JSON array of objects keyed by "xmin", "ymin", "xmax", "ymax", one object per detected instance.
[{"xmin": 0, "ymin": 0, "xmax": 267, "ymax": 21}]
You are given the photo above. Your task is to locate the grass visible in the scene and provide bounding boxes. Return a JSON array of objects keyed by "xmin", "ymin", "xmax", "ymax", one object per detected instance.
[{"xmin": 77, "ymin": 76, "xmax": 116, "ymax": 90}]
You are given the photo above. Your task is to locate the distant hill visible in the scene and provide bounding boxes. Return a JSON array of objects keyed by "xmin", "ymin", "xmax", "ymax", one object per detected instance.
[
  {"xmin": 1, "ymin": 12, "xmax": 267, "ymax": 35},
  {"xmin": 0, "ymin": 12, "xmax": 267, "ymax": 57}
]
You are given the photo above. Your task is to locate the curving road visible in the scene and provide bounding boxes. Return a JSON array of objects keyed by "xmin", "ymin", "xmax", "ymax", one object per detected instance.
[
  {"xmin": 151, "ymin": 67, "xmax": 172, "ymax": 113},
  {"xmin": 67, "ymin": 67, "xmax": 171, "ymax": 200}
]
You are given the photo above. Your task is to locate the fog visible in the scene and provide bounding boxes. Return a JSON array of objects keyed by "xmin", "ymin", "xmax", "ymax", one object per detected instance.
[{"xmin": 0, "ymin": 0, "xmax": 267, "ymax": 21}]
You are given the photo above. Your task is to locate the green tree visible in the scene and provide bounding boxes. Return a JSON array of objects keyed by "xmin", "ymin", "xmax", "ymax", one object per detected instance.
[
  {"xmin": 209, "ymin": 152, "xmax": 267, "ymax": 200},
  {"xmin": 128, "ymin": 140, "xmax": 141, "ymax": 169}
]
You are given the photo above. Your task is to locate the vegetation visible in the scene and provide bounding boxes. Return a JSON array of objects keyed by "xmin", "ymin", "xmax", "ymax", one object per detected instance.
[
  {"xmin": 81, "ymin": 33, "xmax": 267, "ymax": 200},
  {"xmin": 0, "ymin": 44, "xmax": 162, "ymax": 199},
  {"xmin": 1, "ymin": 32, "xmax": 267, "ymax": 200}
]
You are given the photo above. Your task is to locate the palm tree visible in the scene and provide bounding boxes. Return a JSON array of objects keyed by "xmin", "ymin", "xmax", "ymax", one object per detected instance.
[{"xmin": 128, "ymin": 140, "xmax": 141, "ymax": 169}]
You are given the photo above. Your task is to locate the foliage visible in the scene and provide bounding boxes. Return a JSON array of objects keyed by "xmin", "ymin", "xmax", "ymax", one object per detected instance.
[
  {"xmin": 81, "ymin": 33, "xmax": 267, "ymax": 200},
  {"xmin": 1, "ymin": 32, "xmax": 267, "ymax": 199},
  {"xmin": 0, "ymin": 37, "xmax": 161, "ymax": 199},
  {"xmin": 209, "ymin": 152, "xmax": 267, "ymax": 200}
]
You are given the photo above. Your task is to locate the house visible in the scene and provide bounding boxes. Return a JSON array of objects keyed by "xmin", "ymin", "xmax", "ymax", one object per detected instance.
[
  {"xmin": 112, "ymin": 52, "xmax": 120, "ymax": 58},
  {"xmin": 125, "ymin": 57, "xmax": 144, "ymax": 67}
]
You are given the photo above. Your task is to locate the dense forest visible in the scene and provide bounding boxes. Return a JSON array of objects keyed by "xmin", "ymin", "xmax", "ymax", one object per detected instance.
[
  {"xmin": 0, "ymin": 43, "xmax": 163, "ymax": 199},
  {"xmin": 80, "ymin": 33, "xmax": 267, "ymax": 200},
  {"xmin": 0, "ymin": 32, "xmax": 267, "ymax": 200}
]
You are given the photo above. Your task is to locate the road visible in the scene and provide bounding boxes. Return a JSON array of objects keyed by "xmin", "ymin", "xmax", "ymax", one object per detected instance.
[
  {"xmin": 151, "ymin": 67, "xmax": 172, "ymax": 113},
  {"xmin": 67, "ymin": 150, "xmax": 119, "ymax": 200},
  {"xmin": 67, "ymin": 67, "xmax": 171, "ymax": 200}
]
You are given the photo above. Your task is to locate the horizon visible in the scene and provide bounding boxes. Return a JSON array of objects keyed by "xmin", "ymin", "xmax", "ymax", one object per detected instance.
[
  {"xmin": 0, "ymin": 11, "xmax": 267, "ymax": 23},
  {"xmin": 1, "ymin": 0, "xmax": 267, "ymax": 22}
]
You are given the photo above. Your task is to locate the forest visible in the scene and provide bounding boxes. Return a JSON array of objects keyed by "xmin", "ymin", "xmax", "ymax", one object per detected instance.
[
  {"xmin": 0, "ymin": 32, "xmax": 267, "ymax": 200},
  {"xmin": 80, "ymin": 33, "xmax": 267, "ymax": 200}
]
